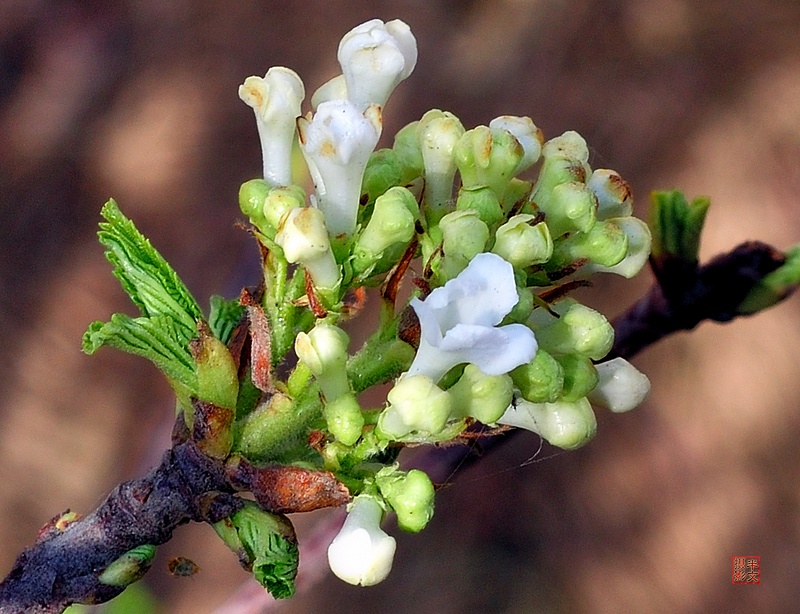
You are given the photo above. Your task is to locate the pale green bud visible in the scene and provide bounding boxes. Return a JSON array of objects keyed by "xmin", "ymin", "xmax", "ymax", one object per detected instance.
[
  {"xmin": 534, "ymin": 302, "xmax": 614, "ymax": 360},
  {"xmin": 455, "ymin": 186, "xmax": 504, "ymax": 227},
  {"xmin": 362, "ymin": 149, "xmax": 410, "ymax": 204},
  {"xmin": 98, "ymin": 544, "xmax": 157, "ymax": 587},
  {"xmin": 439, "ymin": 210, "xmax": 490, "ymax": 279},
  {"xmin": 502, "ymin": 177, "xmax": 533, "ymax": 214},
  {"xmin": 587, "ymin": 169, "xmax": 633, "ymax": 220},
  {"xmin": 353, "ymin": 186, "xmax": 418, "ymax": 274},
  {"xmin": 541, "ymin": 130, "xmax": 590, "ymax": 164},
  {"xmin": 392, "ymin": 120, "xmax": 424, "ymax": 176},
  {"xmin": 418, "ymin": 110, "xmax": 465, "ymax": 224},
  {"xmin": 492, "ymin": 214, "xmax": 553, "ymax": 268},
  {"xmin": 239, "ymin": 181, "xmax": 306, "ymax": 239},
  {"xmin": 262, "ymin": 185, "xmax": 307, "ymax": 231},
  {"xmin": 294, "ymin": 322, "xmax": 350, "ymax": 401},
  {"xmin": 448, "ymin": 364, "xmax": 514, "ymax": 424},
  {"xmin": 510, "ymin": 349, "xmax": 564, "ymax": 403},
  {"xmin": 503, "ymin": 284, "xmax": 534, "ymax": 324},
  {"xmin": 239, "ymin": 179, "xmax": 271, "ymax": 230},
  {"xmin": 454, "ymin": 126, "xmax": 523, "ymax": 200},
  {"xmin": 376, "ymin": 468, "xmax": 435, "ymax": 533},
  {"xmin": 540, "ymin": 181, "xmax": 597, "ymax": 238},
  {"xmin": 275, "ymin": 207, "xmax": 341, "ymax": 291},
  {"xmin": 582, "ymin": 217, "xmax": 651, "ymax": 278},
  {"xmin": 555, "ymin": 353, "xmax": 599, "ymax": 402},
  {"xmin": 553, "ymin": 218, "xmax": 628, "ymax": 268},
  {"xmin": 489, "ymin": 115, "xmax": 543, "ymax": 175},
  {"xmin": 377, "ymin": 375, "xmax": 454, "ymax": 439},
  {"xmin": 323, "ymin": 392, "xmax": 365, "ymax": 446},
  {"xmin": 588, "ymin": 357, "xmax": 651, "ymax": 413},
  {"xmin": 528, "ymin": 131, "xmax": 590, "ymax": 218},
  {"xmin": 498, "ymin": 396, "xmax": 597, "ymax": 450},
  {"xmin": 191, "ymin": 324, "xmax": 239, "ymax": 411}
]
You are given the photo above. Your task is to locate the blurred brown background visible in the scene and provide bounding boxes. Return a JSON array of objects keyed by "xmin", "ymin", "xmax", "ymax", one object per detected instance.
[{"xmin": 2, "ymin": 1, "xmax": 800, "ymax": 612}]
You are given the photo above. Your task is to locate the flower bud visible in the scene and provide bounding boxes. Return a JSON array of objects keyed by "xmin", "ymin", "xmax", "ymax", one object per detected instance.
[
  {"xmin": 392, "ymin": 120, "xmax": 424, "ymax": 177},
  {"xmin": 337, "ymin": 19, "xmax": 417, "ymax": 111},
  {"xmin": 492, "ymin": 214, "xmax": 553, "ymax": 268},
  {"xmin": 533, "ymin": 302, "xmax": 613, "ymax": 360},
  {"xmin": 553, "ymin": 218, "xmax": 629, "ymax": 268},
  {"xmin": 377, "ymin": 375, "xmax": 454, "ymax": 439},
  {"xmin": 98, "ymin": 544, "xmax": 157, "ymax": 587},
  {"xmin": 448, "ymin": 364, "xmax": 514, "ymax": 424},
  {"xmin": 240, "ymin": 181, "xmax": 306, "ymax": 239},
  {"xmin": 362, "ymin": 149, "xmax": 413, "ymax": 203},
  {"xmin": 489, "ymin": 115, "xmax": 543, "ymax": 175},
  {"xmin": 587, "ymin": 357, "xmax": 651, "ymax": 413},
  {"xmin": 418, "ymin": 110, "xmax": 466, "ymax": 224},
  {"xmin": 353, "ymin": 186, "xmax": 419, "ymax": 274},
  {"xmin": 510, "ymin": 349, "xmax": 564, "ymax": 404},
  {"xmin": 587, "ymin": 169, "xmax": 633, "ymax": 220},
  {"xmin": 323, "ymin": 392, "xmax": 365, "ymax": 446},
  {"xmin": 275, "ymin": 207, "xmax": 341, "ymax": 291},
  {"xmin": 455, "ymin": 186, "xmax": 504, "ymax": 227},
  {"xmin": 294, "ymin": 322, "xmax": 350, "ymax": 401},
  {"xmin": 555, "ymin": 353, "xmax": 599, "ymax": 402},
  {"xmin": 297, "ymin": 100, "xmax": 382, "ymax": 237},
  {"xmin": 528, "ymin": 131, "xmax": 590, "ymax": 217},
  {"xmin": 239, "ymin": 67, "xmax": 305, "ymax": 187},
  {"xmin": 539, "ymin": 181, "xmax": 597, "ymax": 238},
  {"xmin": 439, "ymin": 210, "xmax": 490, "ymax": 279},
  {"xmin": 582, "ymin": 217, "xmax": 652, "ymax": 278},
  {"xmin": 454, "ymin": 126, "xmax": 524, "ymax": 200},
  {"xmin": 498, "ymin": 397, "xmax": 597, "ymax": 450},
  {"xmin": 328, "ymin": 495, "xmax": 397, "ymax": 586},
  {"xmin": 376, "ymin": 468, "xmax": 435, "ymax": 533}
]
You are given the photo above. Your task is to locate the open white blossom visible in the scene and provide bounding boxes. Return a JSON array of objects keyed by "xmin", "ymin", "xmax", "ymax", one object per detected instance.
[
  {"xmin": 407, "ymin": 252, "xmax": 537, "ymax": 382},
  {"xmin": 327, "ymin": 495, "xmax": 397, "ymax": 586},
  {"xmin": 238, "ymin": 67, "xmax": 305, "ymax": 187},
  {"xmin": 297, "ymin": 100, "xmax": 382, "ymax": 237},
  {"xmin": 587, "ymin": 357, "xmax": 651, "ymax": 412},
  {"xmin": 338, "ymin": 19, "xmax": 417, "ymax": 111}
]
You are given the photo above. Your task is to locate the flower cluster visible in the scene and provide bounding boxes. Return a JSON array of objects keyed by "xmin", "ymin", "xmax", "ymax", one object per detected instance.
[{"xmin": 234, "ymin": 17, "xmax": 651, "ymax": 591}]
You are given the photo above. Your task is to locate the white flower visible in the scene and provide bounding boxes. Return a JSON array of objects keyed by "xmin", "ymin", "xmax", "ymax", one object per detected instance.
[
  {"xmin": 587, "ymin": 357, "xmax": 650, "ymax": 413},
  {"xmin": 297, "ymin": 100, "xmax": 382, "ymax": 237},
  {"xmin": 328, "ymin": 495, "xmax": 397, "ymax": 586},
  {"xmin": 407, "ymin": 252, "xmax": 538, "ymax": 382},
  {"xmin": 238, "ymin": 67, "xmax": 305, "ymax": 187},
  {"xmin": 498, "ymin": 397, "xmax": 597, "ymax": 450},
  {"xmin": 338, "ymin": 19, "xmax": 417, "ymax": 111},
  {"xmin": 275, "ymin": 207, "xmax": 341, "ymax": 290}
]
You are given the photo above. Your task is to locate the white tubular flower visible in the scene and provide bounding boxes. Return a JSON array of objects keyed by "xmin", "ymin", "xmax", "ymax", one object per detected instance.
[
  {"xmin": 587, "ymin": 357, "xmax": 651, "ymax": 413},
  {"xmin": 582, "ymin": 217, "xmax": 652, "ymax": 278},
  {"xmin": 239, "ymin": 67, "xmax": 305, "ymax": 187},
  {"xmin": 311, "ymin": 74, "xmax": 349, "ymax": 109},
  {"xmin": 298, "ymin": 100, "xmax": 382, "ymax": 237},
  {"xmin": 338, "ymin": 19, "xmax": 417, "ymax": 111},
  {"xmin": 295, "ymin": 322, "xmax": 350, "ymax": 401},
  {"xmin": 418, "ymin": 110, "xmax": 465, "ymax": 223},
  {"xmin": 328, "ymin": 495, "xmax": 397, "ymax": 586},
  {"xmin": 275, "ymin": 207, "xmax": 341, "ymax": 291},
  {"xmin": 489, "ymin": 115, "xmax": 544, "ymax": 175},
  {"xmin": 498, "ymin": 397, "xmax": 597, "ymax": 450},
  {"xmin": 407, "ymin": 252, "xmax": 538, "ymax": 382}
]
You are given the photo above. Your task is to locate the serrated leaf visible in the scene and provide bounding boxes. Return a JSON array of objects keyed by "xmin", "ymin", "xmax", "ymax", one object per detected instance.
[
  {"xmin": 98, "ymin": 199, "xmax": 202, "ymax": 342},
  {"xmin": 83, "ymin": 313, "xmax": 198, "ymax": 392},
  {"xmin": 208, "ymin": 295, "xmax": 245, "ymax": 345}
]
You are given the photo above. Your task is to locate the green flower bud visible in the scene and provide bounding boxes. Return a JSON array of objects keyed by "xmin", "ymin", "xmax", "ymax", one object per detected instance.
[
  {"xmin": 213, "ymin": 501, "xmax": 299, "ymax": 599},
  {"xmin": 295, "ymin": 322, "xmax": 350, "ymax": 401},
  {"xmin": 527, "ymin": 131, "xmax": 590, "ymax": 214},
  {"xmin": 392, "ymin": 120, "xmax": 424, "ymax": 177},
  {"xmin": 191, "ymin": 324, "xmax": 239, "ymax": 411},
  {"xmin": 323, "ymin": 392, "xmax": 365, "ymax": 446},
  {"xmin": 588, "ymin": 357, "xmax": 650, "ymax": 413},
  {"xmin": 555, "ymin": 353, "xmax": 599, "ymax": 402},
  {"xmin": 353, "ymin": 186, "xmax": 418, "ymax": 275},
  {"xmin": 262, "ymin": 184, "xmax": 307, "ymax": 231},
  {"xmin": 502, "ymin": 177, "xmax": 533, "ymax": 214},
  {"xmin": 417, "ymin": 110, "xmax": 465, "ymax": 225},
  {"xmin": 541, "ymin": 130, "xmax": 590, "ymax": 164},
  {"xmin": 492, "ymin": 214, "xmax": 553, "ymax": 268},
  {"xmin": 448, "ymin": 364, "xmax": 514, "ymax": 424},
  {"xmin": 510, "ymin": 349, "xmax": 564, "ymax": 403},
  {"xmin": 362, "ymin": 149, "xmax": 409, "ymax": 204},
  {"xmin": 275, "ymin": 207, "xmax": 341, "ymax": 292},
  {"xmin": 553, "ymin": 218, "xmax": 628, "ymax": 268},
  {"xmin": 455, "ymin": 186, "xmax": 504, "ymax": 227},
  {"xmin": 98, "ymin": 544, "xmax": 157, "ymax": 587},
  {"xmin": 587, "ymin": 169, "xmax": 633, "ymax": 220},
  {"xmin": 499, "ymin": 397, "xmax": 597, "ymax": 450},
  {"xmin": 488, "ymin": 115, "xmax": 543, "ymax": 175},
  {"xmin": 502, "ymin": 284, "xmax": 534, "ymax": 324},
  {"xmin": 539, "ymin": 181, "xmax": 597, "ymax": 238},
  {"xmin": 533, "ymin": 302, "xmax": 613, "ymax": 360},
  {"xmin": 454, "ymin": 126, "xmax": 523, "ymax": 200},
  {"xmin": 438, "ymin": 210, "xmax": 490, "ymax": 279},
  {"xmin": 377, "ymin": 375, "xmax": 454, "ymax": 439},
  {"xmin": 583, "ymin": 217, "xmax": 652, "ymax": 278},
  {"xmin": 376, "ymin": 468, "xmax": 435, "ymax": 533},
  {"xmin": 239, "ymin": 179, "xmax": 272, "ymax": 231}
]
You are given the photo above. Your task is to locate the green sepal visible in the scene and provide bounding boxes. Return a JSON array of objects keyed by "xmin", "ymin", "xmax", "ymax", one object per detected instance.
[
  {"xmin": 649, "ymin": 190, "xmax": 710, "ymax": 263},
  {"xmin": 97, "ymin": 199, "xmax": 202, "ymax": 340},
  {"xmin": 208, "ymin": 295, "xmax": 245, "ymax": 346},
  {"xmin": 83, "ymin": 314, "xmax": 198, "ymax": 393}
]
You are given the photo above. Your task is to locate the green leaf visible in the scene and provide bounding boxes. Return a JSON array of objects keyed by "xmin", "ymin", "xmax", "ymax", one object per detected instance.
[
  {"xmin": 98, "ymin": 199, "xmax": 202, "ymax": 342},
  {"xmin": 208, "ymin": 295, "xmax": 245, "ymax": 345},
  {"xmin": 83, "ymin": 314, "xmax": 198, "ymax": 392},
  {"xmin": 649, "ymin": 190, "xmax": 710, "ymax": 263},
  {"xmin": 738, "ymin": 244, "xmax": 800, "ymax": 314}
]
